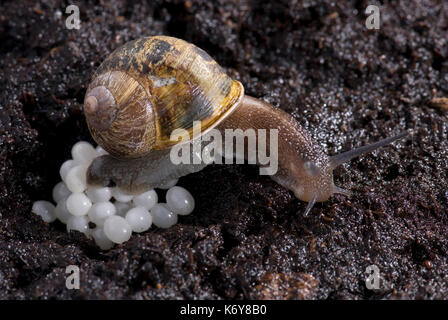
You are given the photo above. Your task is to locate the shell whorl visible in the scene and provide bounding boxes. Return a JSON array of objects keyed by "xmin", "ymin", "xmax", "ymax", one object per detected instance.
[
  {"xmin": 85, "ymin": 36, "xmax": 244, "ymax": 158},
  {"xmin": 85, "ymin": 71, "xmax": 156, "ymax": 158}
]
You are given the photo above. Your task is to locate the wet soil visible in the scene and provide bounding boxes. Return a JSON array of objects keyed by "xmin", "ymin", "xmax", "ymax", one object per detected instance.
[{"xmin": 0, "ymin": 0, "xmax": 447, "ymax": 299}]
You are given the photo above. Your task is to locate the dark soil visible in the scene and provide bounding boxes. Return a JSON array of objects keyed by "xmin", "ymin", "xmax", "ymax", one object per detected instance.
[{"xmin": 1, "ymin": 0, "xmax": 447, "ymax": 299}]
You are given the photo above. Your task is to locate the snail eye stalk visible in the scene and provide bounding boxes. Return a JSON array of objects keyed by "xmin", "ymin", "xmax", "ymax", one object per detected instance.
[
  {"xmin": 328, "ymin": 131, "xmax": 408, "ymax": 169},
  {"xmin": 303, "ymin": 194, "xmax": 317, "ymax": 217}
]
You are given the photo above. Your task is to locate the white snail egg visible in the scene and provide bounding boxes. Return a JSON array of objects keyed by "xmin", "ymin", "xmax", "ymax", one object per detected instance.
[
  {"xmin": 59, "ymin": 159, "xmax": 76, "ymax": 182},
  {"xmin": 67, "ymin": 215, "xmax": 89, "ymax": 235},
  {"xmin": 151, "ymin": 203, "xmax": 178, "ymax": 229},
  {"xmin": 32, "ymin": 201, "xmax": 56, "ymax": 223},
  {"xmin": 95, "ymin": 145, "xmax": 109, "ymax": 156},
  {"xmin": 55, "ymin": 197, "xmax": 72, "ymax": 224},
  {"xmin": 132, "ymin": 190, "xmax": 158, "ymax": 210},
  {"xmin": 103, "ymin": 216, "xmax": 132, "ymax": 244},
  {"xmin": 125, "ymin": 207, "xmax": 152, "ymax": 233},
  {"xmin": 71, "ymin": 141, "xmax": 97, "ymax": 165},
  {"xmin": 88, "ymin": 201, "xmax": 116, "ymax": 227},
  {"xmin": 166, "ymin": 186, "xmax": 195, "ymax": 215},
  {"xmin": 65, "ymin": 165, "xmax": 88, "ymax": 193},
  {"xmin": 52, "ymin": 181, "xmax": 71, "ymax": 203},
  {"xmin": 91, "ymin": 228, "xmax": 114, "ymax": 250},
  {"xmin": 66, "ymin": 192, "xmax": 92, "ymax": 216},
  {"xmin": 112, "ymin": 187, "xmax": 134, "ymax": 202},
  {"xmin": 86, "ymin": 186, "xmax": 112, "ymax": 203}
]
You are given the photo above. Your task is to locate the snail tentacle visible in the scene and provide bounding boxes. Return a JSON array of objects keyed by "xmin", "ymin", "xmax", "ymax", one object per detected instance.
[{"xmin": 303, "ymin": 194, "xmax": 317, "ymax": 217}]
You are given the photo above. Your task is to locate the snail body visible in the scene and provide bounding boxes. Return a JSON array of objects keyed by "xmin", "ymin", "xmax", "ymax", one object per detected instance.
[{"xmin": 84, "ymin": 36, "xmax": 407, "ymax": 215}]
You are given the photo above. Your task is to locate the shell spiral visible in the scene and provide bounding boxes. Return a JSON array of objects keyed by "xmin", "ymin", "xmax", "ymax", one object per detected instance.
[{"xmin": 84, "ymin": 36, "xmax": 244, "ymax": 158}]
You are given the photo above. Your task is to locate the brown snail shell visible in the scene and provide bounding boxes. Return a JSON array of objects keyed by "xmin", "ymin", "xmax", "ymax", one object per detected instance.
[{"xmin": 84, "ymin": 36, "xmax": 244, "ymax": 158}]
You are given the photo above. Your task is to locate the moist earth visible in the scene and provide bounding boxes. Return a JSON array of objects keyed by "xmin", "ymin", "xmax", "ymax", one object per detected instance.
[{"xmin": 0, "ymin": 0, "xmax": 447, "ymax": 299}]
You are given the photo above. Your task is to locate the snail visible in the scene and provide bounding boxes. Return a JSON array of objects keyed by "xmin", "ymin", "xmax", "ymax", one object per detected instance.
[{"xmin": 84, "ymin": 36, "xmax": 407, "ymax": 215}]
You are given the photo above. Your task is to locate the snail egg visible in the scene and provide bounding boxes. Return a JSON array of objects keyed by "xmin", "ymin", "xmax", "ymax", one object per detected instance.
[
  {"xmin": 151, "ymin": 203, "xmax": 178, "ymax": 229},
  {"xmin": 104, "ymin": 216, "xmax": 132, "ymax": 244},
  {"xmin": 166, "ymin": 186, "xmax": 195, "ymax": 215},
  {"xmin": 71, "ymin": 141, "xmax": 97, "ymax": 165},
  {"xmin": 112, "ymin": 187, "xmax": 134, "ymax": 203},
  {"xmin": 88, "ymin": 201, "xmax": 116, "ymax": 227},
  {"xmin": 67, "ymin": 215, "xmax": 89, "ymax": 235},
  {"xmin": 52, "ymin": 181, "xmax": 71, "ymax": 203},
  {"xmin": 66, "ymin": 193, "xmax": 92, "ymax": 216},
  {"xmin": 59, "ymin": 159, "xmax": 76, "ymax": 182},
  {"xmin": 86, "ymin": 187, "xmax": 112, "ymax": 203},
  {"xmin": 91, "ymin": 228, "xmax": 114, "ymax": 250},
  {"xmin": 132, "ymin": 190, "xmax": 158, "ymax": 210},
  {"xmin": 65, "ymin": 165, "xmax": 88, "ymax": 193},
  {"xmin": 55, "ymin": 197, "xmax": 72, "ymax": 224},
  {"xmin": 125, "ymin": 207, "xmax": 152, "ymax": 233},
  {"xmin": 32, "ymin": 201, "xmax": 56, "ymax": 223},
  {"xmin": 95, "ymin": 145, "xmax": 109, "ymax": 156}
]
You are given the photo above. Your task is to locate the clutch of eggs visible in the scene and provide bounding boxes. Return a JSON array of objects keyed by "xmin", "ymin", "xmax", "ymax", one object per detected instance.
[{"xmin": 32, "ymin": 141, "xmax": 195, "ymax": 250}]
